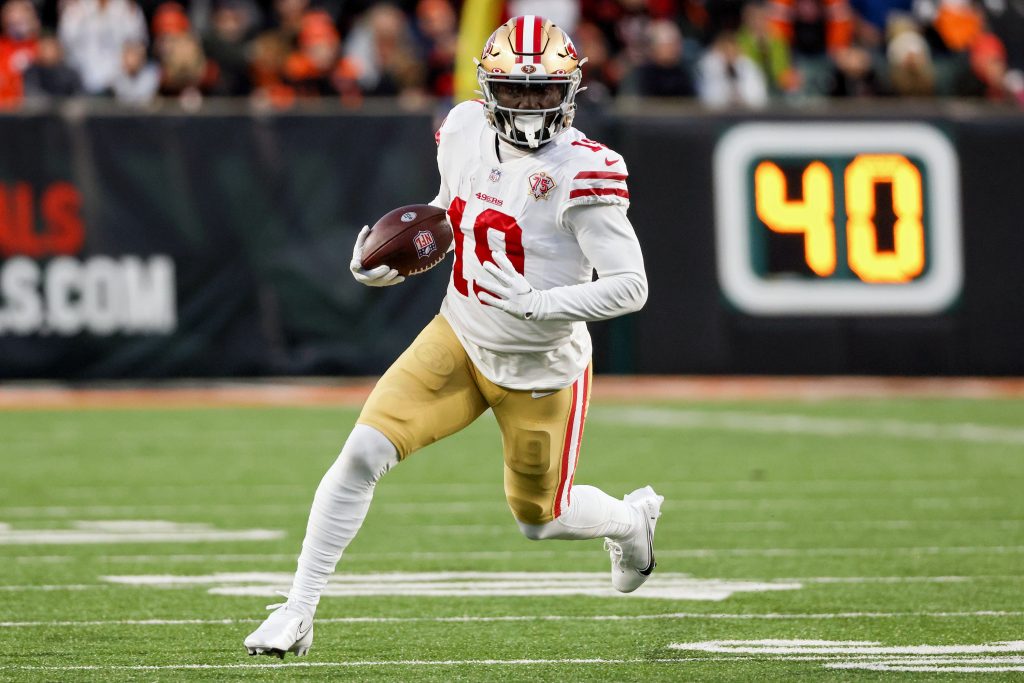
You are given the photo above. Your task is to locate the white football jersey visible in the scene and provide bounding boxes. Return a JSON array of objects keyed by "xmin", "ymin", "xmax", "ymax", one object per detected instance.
[{"xmin": 433, "ymin": 100, "xmax": 633, "ymax": 390}]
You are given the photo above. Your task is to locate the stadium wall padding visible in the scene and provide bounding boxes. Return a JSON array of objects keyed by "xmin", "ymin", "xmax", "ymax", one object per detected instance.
[{"xmin": 0, "ymin": 105, "xmax": 1020, "ymax": 379}]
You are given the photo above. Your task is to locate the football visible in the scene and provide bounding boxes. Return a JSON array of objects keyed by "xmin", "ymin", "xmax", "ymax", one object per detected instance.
[{"xmin": 361, "ymin": 204, "xmax": 453, "ymax": 276}]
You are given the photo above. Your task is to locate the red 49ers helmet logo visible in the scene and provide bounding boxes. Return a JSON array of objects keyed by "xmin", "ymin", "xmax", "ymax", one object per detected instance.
[
  {"xmin": 482, "ymin": 32, "xmax": 497, "ymax": 59},
  {"xmin": 564, "ymin": 37, "xmax": 579, "ymax": 60},
  {"xmin": 528, "ymin": 171, "xmax": 557, "ymax": 200}
]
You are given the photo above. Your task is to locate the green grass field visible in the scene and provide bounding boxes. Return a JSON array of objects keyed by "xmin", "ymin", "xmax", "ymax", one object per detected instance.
[{"xmin": 2, "ymin": 396, "xmax": 1023, "ymax": 680}]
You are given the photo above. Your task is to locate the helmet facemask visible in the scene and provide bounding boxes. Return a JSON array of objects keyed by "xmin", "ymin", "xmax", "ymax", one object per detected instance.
[{"xmin": 477, "ymin": 72, "xmax": 583, "ymax": 149}]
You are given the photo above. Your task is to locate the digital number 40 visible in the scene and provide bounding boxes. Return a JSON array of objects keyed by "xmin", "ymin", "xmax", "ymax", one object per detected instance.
[{"xmin": 755, "ymin": 154, "xmax": 925, "ymax": 284}]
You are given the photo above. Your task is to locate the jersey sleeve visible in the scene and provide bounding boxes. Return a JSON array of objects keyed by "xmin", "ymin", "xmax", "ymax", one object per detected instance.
[
  {"xmin": 556, "ymin": 151, "xmax": 630, "ymax": 232},
  {"xmin": 431, "ymin": 100, "xmax": 486, "ymax": 211},
  {"xmin": 530, "ymin": 203, "xmax": 648, "ymax": 322}
]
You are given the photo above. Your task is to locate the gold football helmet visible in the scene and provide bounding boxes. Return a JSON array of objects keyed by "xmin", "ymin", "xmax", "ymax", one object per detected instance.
[{"xmin": 477, "ymin": 16, "xmax": 585, "ymax": 149}]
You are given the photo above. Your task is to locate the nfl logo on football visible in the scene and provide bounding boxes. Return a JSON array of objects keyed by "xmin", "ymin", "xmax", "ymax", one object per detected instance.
[{"xmin": 414, "ymin": 230, "xmax": 437, "ymax": 258}]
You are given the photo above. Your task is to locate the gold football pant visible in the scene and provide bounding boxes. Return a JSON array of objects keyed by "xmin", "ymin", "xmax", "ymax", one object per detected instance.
[{"xmin": 358, "ymin": 315, "xmax": 592, "ymax": 525}]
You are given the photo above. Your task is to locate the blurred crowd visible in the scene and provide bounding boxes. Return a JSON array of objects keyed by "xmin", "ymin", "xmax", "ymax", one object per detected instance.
[{"xmin": 0, "ymin": 0, "xmax": 1021, "ymax": 110}]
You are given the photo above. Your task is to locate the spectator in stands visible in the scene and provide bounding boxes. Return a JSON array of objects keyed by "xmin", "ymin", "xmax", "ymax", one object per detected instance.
[
  {"xmin": 414, "ymin": 0, "xmax": 456, "ymax": 100},
  {"xmin": 0, "ymin": 0, "xmax": 39, "ymax": 108},
  {"xmin": 828, "ymin": 43, "xmax": 886, "ymax": 95},
  {"xmin": 613, "ymin": 0, "xmax": 659, "ymax": 68},
  {"xmin": 203, "ymin": 0, "xmax": 257, "ymax": 96},
  {"xmin": 59, "ymin": 0, "xmax": 147, "ymax": 95},
  {"xmin": 158, "ymin": 32, "xmax": 213, "ymax": 101},
  {"xmin": 620, "ymin": 19, "xmax": 695, "ymax": 97},
  {"xmin": 151, "ymin": 1, "xmax": 190, "ymax": 58},
  {"xmin": 23, "ymin": 32, "xmax": 81, "ymax": 98},
  {"xmin": 695, "ymin": 29, "xmax": 770, "ymax": 106},
  {"xmin": 886, "ymin": 24, "xmax": 936, "ymax": 95},
  {"xmin": 574, "ymin": 20, "xmax": 620, "ymax": 101},
  {"xmin": 916, "ymin": 0, "xmax": 985, "ymax": 54},
  {"xmin": 981, "ymin": 0, "xmax": 1024, "ymax": 71},
  {"xmin": 768, "ymin": 0, "xmax": 856, "ymax": 54},
  {"xmin": 736, "ymin": 1, "xmax": 799, "ymax": 95},
  {"xmin": 273, "ymin": 0, "xmax": 309, "ymax": 48},
  {"xmin": 249, "ymin": 28, "xmax": 293, "ymax": 107},
  {"xmin": 283, "ymin": 10, "xmax": 342, "ymax": 96},
  {"xmin": 767, "ymin": 0, "xmax": 855, "ymax": 94},
  {"xmin": 849, "ymin": 0, "xmax": 912, "ymax": 48},
  {"xmin": 111, "ymin": 39, "xmax": 159, "ymax": 104},
  {"xmin": 702, "ymin": 0, "xmax": 749, "ymax": 38},
  {"xmin": 343, "ymin": 4, "xmax": 424, "ymax": 99},
  {"xmin": 953, "ymin": 31, "xmax": 1024, "ymax": 103},
  {"xmin": 144, "ymin": 2, "xmax": 213, "ymax": 103}
]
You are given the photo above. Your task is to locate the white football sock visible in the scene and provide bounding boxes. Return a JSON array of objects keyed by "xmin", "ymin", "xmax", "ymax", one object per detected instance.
[
  {"xmin": 516, "ymin": 484, "xmax": 639, "ymax": 541},
  {"xmin": 287, "ymin": 424, "xmax": 398, "ymax": 614}
]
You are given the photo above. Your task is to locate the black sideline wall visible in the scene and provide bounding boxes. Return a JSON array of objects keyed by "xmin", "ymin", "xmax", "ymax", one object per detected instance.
[{"xmin": 0, "ymin": 105, "xmax": 1020, "ymax": 379}]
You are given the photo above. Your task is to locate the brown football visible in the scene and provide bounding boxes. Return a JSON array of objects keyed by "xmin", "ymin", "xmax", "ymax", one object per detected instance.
[{"xmin": 360, "ymin": 204, "xmax": 453, "ymax": 277}]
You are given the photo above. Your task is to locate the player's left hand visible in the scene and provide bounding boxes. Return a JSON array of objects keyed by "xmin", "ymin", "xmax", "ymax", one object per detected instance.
[{"xmin": 477, "ymin": 251, "xmax": 541, "ymax": 320}]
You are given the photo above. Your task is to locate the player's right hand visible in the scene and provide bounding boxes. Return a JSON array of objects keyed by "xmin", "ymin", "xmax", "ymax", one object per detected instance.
[{"xmin": 350, "ymin": 225, "xmax": 405, "ymax": 287}]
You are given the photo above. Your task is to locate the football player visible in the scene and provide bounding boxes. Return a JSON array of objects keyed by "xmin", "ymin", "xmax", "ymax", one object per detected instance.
[{"xmin": 245, "ymin": 15, "xmax": 662, "ymax": 658}]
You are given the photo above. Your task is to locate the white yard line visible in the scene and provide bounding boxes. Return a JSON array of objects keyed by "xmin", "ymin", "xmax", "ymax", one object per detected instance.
[
  {"xmin": 2, "ymin": 611, "xmax": 1022, "ymax": 628},
  {"xmin": 667, "ymin": 640, "xmax": 1024, "ymax": 671},
  {"xmin": 0, "ymin": 658, "xmax": 703, "ymax": 672},
  {"xmin": 332, "ymin": 545, "xmax": 1024, "ymax": 560},
  {"xmin": 826, "ymin": 662, "xmax": 1024, "ymax": 672},
  {"xmin": 0, "ymin": 584, "xmax": 104, "ymax": 591},
  {"xmin": 669, "ymin": 639, "xmax": 1024, "ymax": 655},
  {"xmin": 589, "ymin": 407, "xmax": 1024, "ymax": 446},
  {"xmin": 9, "ymin": 546, "xmax": 1024, "ymax": 565},
  {"xmin": 6, "ymin": 655, "xmax": 1024, "ymax": 672},
  {"xmin": 0, "ymin": 521, "xmax": 284, "ymax": 545},
  {"xmin": 100, "ymin": 571, "xmax": 801, "ymax": 601},
  {"xmin": 1, "ymin": 494, "xmax": 1019, "ymax": 518},
  {"xmin": 2, "ymin": 477, "xmax": 1013, "ymax": 497},
  {"xmin": 657, "ymin": 545, "xmax": 1024, "ymax": 558},
  {"xmin": 13, "ymin": 553, "xmax": 302, "ymax": 564}
]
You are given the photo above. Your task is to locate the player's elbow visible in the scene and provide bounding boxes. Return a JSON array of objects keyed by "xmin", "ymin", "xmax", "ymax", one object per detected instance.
[{"xmin": 623, "ymin": 270, "xmax": 648, "ymax": 313}]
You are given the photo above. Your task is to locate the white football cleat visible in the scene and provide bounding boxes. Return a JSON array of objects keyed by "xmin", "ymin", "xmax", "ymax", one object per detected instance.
[
  {"xmin": 605, "ymin": 485, "xmax": 663, "ymax": 593},
  {"xmin": 244, "ymin": 600, "xmax": 314, "ymax": 659}
]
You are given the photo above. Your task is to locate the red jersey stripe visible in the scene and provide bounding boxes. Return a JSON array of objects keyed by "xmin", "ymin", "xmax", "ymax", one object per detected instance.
[
  {"xmin": 553, "ymin": 377, "xmax": 580, "ymax": 518},
  {"xmin": 569, "ymin": 188, "xmax": 631, "ymax": 199},
  {"xmin": 565, "ymin": 369, "xmax": 590, "ymax": 509},
  {"xmin": 574, "ymin": 171, "xmax": 628, "ymax": 180}
]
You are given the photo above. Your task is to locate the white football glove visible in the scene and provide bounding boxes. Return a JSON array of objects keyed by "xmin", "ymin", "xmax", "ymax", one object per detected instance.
[
  {"xmin": 349, "ymin": 225, "xmax": 405, "ymax": 287},
  {"xmin": 476, "ymin": 250, "xmax": 542, "ymax": 320}
]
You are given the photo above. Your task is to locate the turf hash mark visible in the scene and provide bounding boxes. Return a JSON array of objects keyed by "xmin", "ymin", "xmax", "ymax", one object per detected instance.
[
  {"xmin": 590, "ymin": 407, "xmax": 1024, "ymax": 445},
  {"xmin": 669, "ymin": 639, "xmax": 1024, "ymax": 673},
  {"xmin": 4, "ymin": 611, "xmax": 1024, "ymax": 628},
  {"xmin": 100, "ymin": 571, "xmax": 803, "ymax": 601},
  {"xmin": 0, "ymin": 520, "xmax": 283, "ymax": 545}
]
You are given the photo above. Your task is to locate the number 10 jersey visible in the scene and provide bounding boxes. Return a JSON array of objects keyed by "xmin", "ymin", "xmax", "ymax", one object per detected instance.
[{"xmin": 432, "ymin": 100, "xmax": 632, "ymax": 390}]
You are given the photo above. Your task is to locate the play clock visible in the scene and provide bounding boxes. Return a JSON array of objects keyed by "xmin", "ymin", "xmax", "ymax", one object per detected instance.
[{"xmin": 713, "ymin": 123, "xmax": 962, "ymax": 315}]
